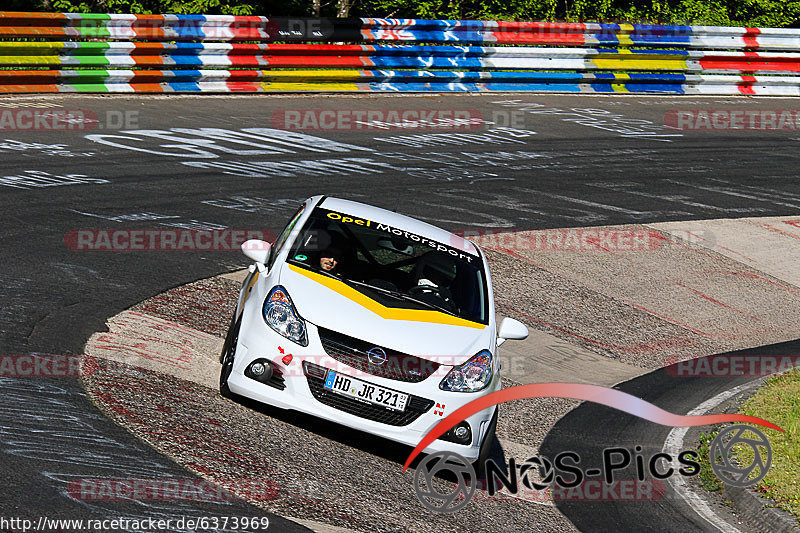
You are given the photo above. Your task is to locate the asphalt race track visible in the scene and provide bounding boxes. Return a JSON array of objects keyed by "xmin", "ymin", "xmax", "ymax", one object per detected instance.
[
  {"xmin": 2, "ymin": 93, "xmax": 800, "ymax": 531},
  {"xmin": 546, "ymin": 347, "xmax": 800, "ymax": 533},
  {"xmin": 542, "ymin": 337, "xmax": 800, "ymax": 533}
]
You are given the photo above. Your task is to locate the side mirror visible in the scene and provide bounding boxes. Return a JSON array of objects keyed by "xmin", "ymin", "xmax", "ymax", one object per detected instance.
[
  {"xmin": 242, "ymin": 239, "xmax": 272, "ymax": 267},
  {"xmin": 497, "ymin": 317, "xmax": 528, "ymax": 347}
]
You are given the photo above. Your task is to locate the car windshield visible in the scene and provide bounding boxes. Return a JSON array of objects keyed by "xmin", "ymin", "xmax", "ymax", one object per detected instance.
[{"xmin": 287, "ymin": 206, "xmax": 488, "ymax": 324}]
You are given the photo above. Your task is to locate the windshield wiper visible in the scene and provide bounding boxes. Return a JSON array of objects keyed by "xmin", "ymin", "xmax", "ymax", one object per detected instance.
[{"xmin": 342, "ymin": 278, "xmax": 460, "ymax": 318}]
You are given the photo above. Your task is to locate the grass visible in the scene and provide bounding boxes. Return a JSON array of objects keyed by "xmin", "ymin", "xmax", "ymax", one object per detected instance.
[
  {"xmin": 696, "ymin": 429, "xmax": 724, "ymax": 492},
  {"xmin": 736, "ymin": 369, "xmax": 800, "ymax": 520}
]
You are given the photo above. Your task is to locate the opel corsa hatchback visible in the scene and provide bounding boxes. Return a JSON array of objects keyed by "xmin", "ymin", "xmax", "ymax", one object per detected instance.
[{"xmin": 220, "ymin": 196, "xmax": 528, "ymax": 463}]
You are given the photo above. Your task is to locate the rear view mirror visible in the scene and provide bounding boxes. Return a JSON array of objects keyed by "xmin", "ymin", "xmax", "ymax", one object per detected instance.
[
  {"xmin": 242, "ymin": 239, "xmax": 272, "ymax": 266},
  {"xmin": 497, "ymin": 317, "xmax": 528, "ymax": 347},
  {"xmin": 378, "ymin": 238, "xmax": 413, "ymax": 255}
]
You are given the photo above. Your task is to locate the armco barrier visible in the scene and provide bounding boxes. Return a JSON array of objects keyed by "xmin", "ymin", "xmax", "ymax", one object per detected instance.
[{"xmin": 1, "ymin": 12, "xmax": 800, "ymax": 94}]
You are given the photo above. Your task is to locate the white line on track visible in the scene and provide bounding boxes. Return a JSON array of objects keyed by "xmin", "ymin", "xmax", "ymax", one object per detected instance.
[{"xmin": 663, "ymin": 377, "xmax": 769, "ymax": 533}]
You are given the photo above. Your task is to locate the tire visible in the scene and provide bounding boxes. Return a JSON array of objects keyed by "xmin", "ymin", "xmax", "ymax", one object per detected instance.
[
  {"xmin": 474, "ymin": 406, "xmax": 498, "ymax": 474},
  {"xmin": 219, "ymin": 314, "xmax": 241, "ymax": 399}
]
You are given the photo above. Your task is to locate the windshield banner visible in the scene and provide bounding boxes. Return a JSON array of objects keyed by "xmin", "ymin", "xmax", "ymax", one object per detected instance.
[{"xmin": 317, "ymin": 207, "xmax": 479, "ymax": 262}]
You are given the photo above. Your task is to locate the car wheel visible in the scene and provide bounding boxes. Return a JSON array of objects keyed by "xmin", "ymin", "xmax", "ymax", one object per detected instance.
[
  {"xmin": 474, "ymin": 406, "xmax": 498, "ymax": 473},
  {"xmin": 219, "ymin": 314, "xmax": 241, "ymax": 398}
]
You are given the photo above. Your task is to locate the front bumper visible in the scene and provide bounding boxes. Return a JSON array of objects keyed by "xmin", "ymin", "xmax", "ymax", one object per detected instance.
[{"xmin": 227, "ymin": 318, "xmax": 498, "ymax": 461}]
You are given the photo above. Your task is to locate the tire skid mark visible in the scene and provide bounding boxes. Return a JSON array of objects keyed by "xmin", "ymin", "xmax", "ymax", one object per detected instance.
[
  {"xmin": 493, "ymin": 236, "xmax": 718, "ymax": 342},
  {"xmin": 673, "ymin": 281, "xmax": 762, "ymax": 322},
  {"xmin": 617, "ymin": 299, "xmax": 713, "ymax": 338},
  {"xmin": 498, "ymin": 301, "xmax": 703, "ymax": 353},
  {"xmin": 757, "ymin": 221, "xmax": 800, "ymax": 242},
  {"xmin": 83, "ymin": 356, "xmax": 373, "ymax": 532}
]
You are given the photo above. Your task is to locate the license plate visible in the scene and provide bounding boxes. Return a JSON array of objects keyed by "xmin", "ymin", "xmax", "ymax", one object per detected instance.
[{"xmin": 324, "ymin": 371, "xmax": 408, "ymax": 412}]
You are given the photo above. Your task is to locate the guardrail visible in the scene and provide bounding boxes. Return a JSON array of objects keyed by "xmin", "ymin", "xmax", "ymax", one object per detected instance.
[{"xmin": 2, "ymin": 11, "xmax": 800, "ymax": 94}]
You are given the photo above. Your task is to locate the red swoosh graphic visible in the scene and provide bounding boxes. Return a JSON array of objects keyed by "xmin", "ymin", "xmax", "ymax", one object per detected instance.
[{"xmin": 403, "ymin": 383, "xmax": 783, "ymax": 471}]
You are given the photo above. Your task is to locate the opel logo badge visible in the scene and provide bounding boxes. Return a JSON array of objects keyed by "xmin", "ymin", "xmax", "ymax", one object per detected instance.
[{"xmin": 367, "ymin": 347, "xmax": 387, "ymax": 366}]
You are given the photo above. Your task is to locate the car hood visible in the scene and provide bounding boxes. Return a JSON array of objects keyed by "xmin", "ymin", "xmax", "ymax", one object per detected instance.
[{"xmin": 279, "ymin": 263, "xmax": 491, "ymax": 364}]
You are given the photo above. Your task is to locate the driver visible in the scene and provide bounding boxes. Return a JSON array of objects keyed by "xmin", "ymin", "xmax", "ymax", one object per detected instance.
[{"xmin": 319, "ymin": 246, "xmax": 344, "ymax": 275}]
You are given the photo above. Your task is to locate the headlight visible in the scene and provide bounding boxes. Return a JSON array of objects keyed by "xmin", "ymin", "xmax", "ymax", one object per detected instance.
[
  {"xmin": 439, "ymin": 350, "xmax": 493, "ymax": 392},
  {"xmin": 263, "ymin": 286, "xmax": 308, "ymax": 346}
]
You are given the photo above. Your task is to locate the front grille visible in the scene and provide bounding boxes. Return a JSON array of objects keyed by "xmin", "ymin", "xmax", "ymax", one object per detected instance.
[
  {"xmin": 317, "ymin": 326, "xmax": 440, "ymax": 383},
  {"xmin": 303, "ymin": 362, "xmax": 434, "ymax": 426}
]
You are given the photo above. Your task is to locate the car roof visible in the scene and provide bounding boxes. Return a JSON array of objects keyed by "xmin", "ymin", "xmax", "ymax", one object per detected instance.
[{"xmin": 318, "ymin": 197, "xmax": 479, "ymax": 256}]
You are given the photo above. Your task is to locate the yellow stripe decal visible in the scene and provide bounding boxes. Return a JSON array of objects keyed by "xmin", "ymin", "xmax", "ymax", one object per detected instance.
[
  {"xmin": 288, "ymin": 263, "xmax": 486, "ymax": 329},
  {"xmin": 241, "ymin": 269, "xmax": 259, "ymax": 305},
  {"xmin": 236, "ymin": 269, "xmax": 260, "ymax": 321}
]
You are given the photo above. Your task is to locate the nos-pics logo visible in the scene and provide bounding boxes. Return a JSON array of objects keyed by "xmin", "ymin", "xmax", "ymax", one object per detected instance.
[{"xmin": 413, "ymin": 424, "xmax": 773, "ymax": 513}]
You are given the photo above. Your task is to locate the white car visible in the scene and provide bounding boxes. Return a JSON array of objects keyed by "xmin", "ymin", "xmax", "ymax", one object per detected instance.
[{"xmin": 220, "ymin": 196, "xmax": 528, "ymax": 463}]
